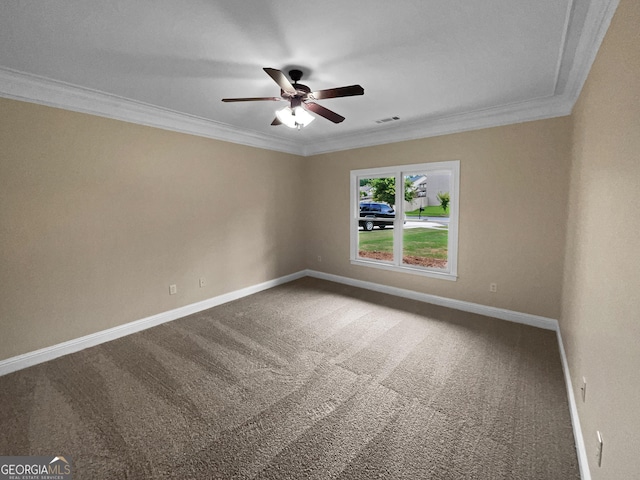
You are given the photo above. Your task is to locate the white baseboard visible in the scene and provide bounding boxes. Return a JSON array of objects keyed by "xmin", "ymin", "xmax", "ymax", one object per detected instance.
[
  {"xmin": 556, "ymin": 327, "xmax": 591, "ymax": 480},
  {"xmin": 304, "ymin": 269, "xmax": 589, "ymax": 478},
  {"xmin": 0, "ymin": 270, "xmax": 306, "ymax": 376},
  {"xmin": 0, "ymin": 268, "xmax": 589, "ymax": 478},
  {"xmin": 304, "ymin": 269, "xmax": 558, "ymax": 330},
  {"xmin": 1, "ymin": 268, "xmax": 556, "ymax": 376},
  {"xmin": 0, "ymin": 269, "xmax": 558, "ymax": 377}
]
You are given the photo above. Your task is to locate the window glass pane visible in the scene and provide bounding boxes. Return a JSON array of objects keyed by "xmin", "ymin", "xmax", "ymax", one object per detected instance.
[
  {"xmin": 351, "ymin": 161, "xmax": 458, "ymax": 280},
  {"xmin": 357, "ymin": 176, "xmax": 395, "ymax": 263},
  {"xmin": 402, "ymin": 172, "xmax": 451, "ymax": 269}
]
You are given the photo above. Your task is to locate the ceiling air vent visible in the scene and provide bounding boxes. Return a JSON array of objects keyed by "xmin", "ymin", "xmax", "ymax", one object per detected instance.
[{"xmin": 375, "ymin": 116, "xmax": 400, "ymax": 124}]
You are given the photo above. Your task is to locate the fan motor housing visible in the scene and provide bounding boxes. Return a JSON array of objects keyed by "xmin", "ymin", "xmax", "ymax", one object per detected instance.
[
  {"xmin": 281, "ymin": 83, "xmax": 310, "ymax": 99},
  {"xmin": 289, "ymin": 69, "xmax": 303, "ymax": 82}
]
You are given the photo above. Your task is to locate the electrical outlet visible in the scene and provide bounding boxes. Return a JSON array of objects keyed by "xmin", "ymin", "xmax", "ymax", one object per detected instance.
[
  {"xmin": 596, "ymin": 431, "xmax": 603, "ymax": 467},
  {"xmin": 317, "ymin": 255, "xmax": 322, "ymax": 262},
  {"xmin": 489, "ymin": 283, "xmax": 498, "ymax": 293},
  {"xmin": 199, "ymin": 277, "xmax": 206, "ymax": 288},
  {"xmin": 581, "ymin": 377, "xmax": 587, "ymax": 402},
  {"xmin": 169, "ymin": 284, "xmax": 177, "ymax": 295}
]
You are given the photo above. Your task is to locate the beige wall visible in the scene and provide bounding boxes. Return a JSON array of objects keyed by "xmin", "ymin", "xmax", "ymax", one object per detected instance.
[
  {"xmin": 561, "ymin": 0, "xmax": 640, "ymax": 477},
  {"xmin": 0, "ymin": 98, "xmax": 306, "ymax": 360},
  {"xmin": 2, "ymin": 5, "xmax": 638, "ymax": 472},
  {"xmin": 305, "ymin": 117, "xmax": 572, "ymax": 319},
  {"xmin": 1, "ymin": 98, "xmax": 573, "ymax": 361}
]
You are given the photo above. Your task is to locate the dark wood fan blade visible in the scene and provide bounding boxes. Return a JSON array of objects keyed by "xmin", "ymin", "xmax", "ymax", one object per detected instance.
[
  {"xmin": 304, "ymin": 102, "xmax": 345, "ymax": 123},
  {"xmin": 263, "ymin": 68, "xmax": 296, "ymax": 94},
  {"xmin": 311, "ymin": 85, "xmax": 364, "ymax": 100},
  {"xmin": 221, "ymin": 97, "xmax": 281, "ymax": 102},
  {"xmin": 271, "ymin": 117, "xmax": 282, "ymax": 126}
]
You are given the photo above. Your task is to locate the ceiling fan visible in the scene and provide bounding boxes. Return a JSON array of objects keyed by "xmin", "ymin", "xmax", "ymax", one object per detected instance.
[{"xmin": 222, "ymin": 68, "xmax": 364, "ymax": 129}]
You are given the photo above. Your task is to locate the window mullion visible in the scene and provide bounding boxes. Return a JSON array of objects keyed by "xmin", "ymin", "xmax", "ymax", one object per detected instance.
[
  {"xmin": 393, "ymin": 171, "xmax": 403, "ymax": 266},
  {"xmin": 350, "ymin": 172, "xmax": 358, "ymax": 261}
]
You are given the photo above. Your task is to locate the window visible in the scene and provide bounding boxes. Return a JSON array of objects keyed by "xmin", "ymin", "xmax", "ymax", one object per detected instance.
[{"xmin": 350, "ymin": 160, "xmax": 459, "ymax": 281}]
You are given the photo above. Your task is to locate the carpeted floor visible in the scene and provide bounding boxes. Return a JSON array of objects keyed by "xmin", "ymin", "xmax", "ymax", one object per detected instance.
[{"xmin": 0, "ymin": 277, "xmax": 580, "ymax": 479}]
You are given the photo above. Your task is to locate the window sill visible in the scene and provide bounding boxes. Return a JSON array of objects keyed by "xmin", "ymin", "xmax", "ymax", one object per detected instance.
[{"xmin": 350, "ymin": 258, "xmax": 458, "ymax": 281}]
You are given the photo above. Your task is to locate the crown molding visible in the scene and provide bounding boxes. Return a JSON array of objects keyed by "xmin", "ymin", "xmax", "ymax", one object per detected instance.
[
  {"xmin": 0, "ymin": 67, "xmax": 303, "ymax": 156},
  {"xmin": 302, "ymin": 95, "xmax": 574, "ymax": 156},
  {"xmin": 561, "ymin": 0, "xmax": 620, "ymax": 105},
  {"xmin": 0, "ymin": 0, "xmax": 618, "ymax": 157},
  {"xmin": 0, "ymin": 67, "xmax": 571, "ymax": 157},
  {"xmin": 302, "ymin": 0, "xmax": 619, "ymax": 156}
]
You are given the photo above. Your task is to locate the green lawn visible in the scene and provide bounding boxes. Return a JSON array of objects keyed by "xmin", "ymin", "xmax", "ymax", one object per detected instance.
[
  {"xmin": 405, "ymin": 205, "xmax": 449, "ymax": 217},
  {"xmin": 358, "ymin": 227, "xmax": 448, "ymax": 259}
]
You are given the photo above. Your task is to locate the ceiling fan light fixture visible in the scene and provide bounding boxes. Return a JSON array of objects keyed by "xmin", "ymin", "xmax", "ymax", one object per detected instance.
[
  {"xmin": 276, "ymin": 106, "xmax": 315, "ymax": 129},
  {"xmin": 223, "ymin": 67, "xmax": 363, "ymax": 127}
]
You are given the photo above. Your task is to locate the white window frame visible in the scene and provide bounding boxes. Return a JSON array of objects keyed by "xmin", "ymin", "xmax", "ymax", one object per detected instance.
[{"xmin": 350, "ymin": 160, "xmax": 459, "ymax": 281}]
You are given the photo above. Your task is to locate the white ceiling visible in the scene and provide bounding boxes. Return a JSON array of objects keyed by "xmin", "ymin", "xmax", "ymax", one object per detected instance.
[{"xmin": 0, "ymin": 0, "xmax": 619, "ymax": 156}]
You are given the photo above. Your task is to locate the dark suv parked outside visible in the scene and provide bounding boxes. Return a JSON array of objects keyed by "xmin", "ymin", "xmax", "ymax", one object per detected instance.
[{"xmin": 359, "ymin": 202, "xmax": 396, "ymax": 231}]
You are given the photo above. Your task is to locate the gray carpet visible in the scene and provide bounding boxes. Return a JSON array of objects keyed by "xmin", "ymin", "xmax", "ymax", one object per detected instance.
[{"xmin": 0, "ymin": 277, "xmax": 580, "ymax": 479}]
